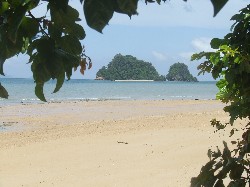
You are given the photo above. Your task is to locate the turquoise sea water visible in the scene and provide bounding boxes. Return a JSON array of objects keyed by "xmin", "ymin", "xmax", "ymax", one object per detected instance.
[{"xmin": 0, "ymin": 78, "xmax": 218, "ymax": 105}]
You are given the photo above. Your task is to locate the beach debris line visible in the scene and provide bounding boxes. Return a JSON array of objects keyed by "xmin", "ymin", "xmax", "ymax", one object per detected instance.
[
  {"xmin": 117, "ymin": 141, "xmax": 128, "ymax": 145},
  {"xmin": 1, "ymin": 121, "xmax": 18, "ymax": 126},
  {"xmin": 0, "ymin": 121, "xmax": 18, "ymax": 130}
]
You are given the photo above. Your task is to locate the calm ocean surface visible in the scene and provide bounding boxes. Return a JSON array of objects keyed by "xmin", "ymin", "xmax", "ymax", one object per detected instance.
[{"xmin": 0, "ymin": 78, "xmax": 218, "ymax": 105}]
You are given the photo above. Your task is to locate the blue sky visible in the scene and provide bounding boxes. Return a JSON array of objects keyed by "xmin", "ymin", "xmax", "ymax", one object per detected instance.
[{"xmin": 2, "ymin": 0, "xmax": 250, "ymax": 80}]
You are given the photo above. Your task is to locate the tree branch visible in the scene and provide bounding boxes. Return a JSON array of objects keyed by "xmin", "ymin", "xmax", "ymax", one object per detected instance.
[{"xmin": 28, "ymin": 11, "xmax": 50, "ymax": 38}]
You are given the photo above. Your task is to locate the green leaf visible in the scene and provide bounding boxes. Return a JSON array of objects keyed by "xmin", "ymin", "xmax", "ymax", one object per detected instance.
[
  {"xmin": 46, "ymin": 55, "xmax": 66, "ymax": 93},
  {"xmin": 212, "ymin": 147, "xmax": 222, "ymax": 158},
  {"xmin": 21, "ymin": 37, "xmax": 29, "ymax": 53},
  {"xmin": 228, "ymin": 180, "xmax": 246, "ymax": 187},
  {"xmin": 210, "ymin": 38, "xmax": 223, "ymax": 49},
  {"xmin": 27, "ymin": 0, "xmax": 40, "ymax": 11},
  {"xmin": 57, "ymin": 35, "xmax": 82, "ymax": 55},
  {"xmin": 191, "ymin": 168, "xmax": 217, "ymax": 187},
  {"xmin": 0, "ymin": 26, "xmax": 24, "ymax": 75},
  {"xmin": 0, "ymin": 83, "xmax": 8, "ymax": 99},
  {"xmin": 211, "ymin": 0, "xmax": 228, "ymax": 16},
  {"xmin": 20, "ymin": 17, "xmax": 39, "ymax": 38},
  {"xmin": 156, "ymin": 0, "xmax": 161, "ymax": 4},
  {"xmin": 191, "ymin": 52, "xmax": 209, "ymax": 61},
  {"xmin": 115, "ymin": 0, "xmax": 138, "ymax": 17},
  {"xmin": 50, "ymin": 4, "xmax": 80, "ymax": 24},
  {"xmin": 64, "ymin": 62, "xmax": 73, "ymax": 80},
  {"xmin": 48, "ymin": 22, "xmax": 62, "ymax": 40},
  {"xmin": 210, "ymin": 0, "xmax": 228, "ymax": 17},
  {"xmin": 84, "ymin": 0, "xmax": 115, "ymax": 33},
  {"xmin": 0, "ymin": 57, "xmax": 6, "ymax": 75},
  {"xmin": 35, "ymin": 38, "xmax": 55, "ymax": 57},
  {"xmin": 51, "ymin": 0, "xmax": 69, "ymax": 12},
  {"xmin": 53, "ymin": 71, "xmax": 65, "ymax": 93},
  {"xmin": 35, "ymin": 82, "xmax": 46, "ymax": 102},
  {"xmin": 240, "ymin": 61, "xmax": 250, "ymax": 73},
  {"xmin": 222, "ymin": 141, "xmax": 231, "ymax": 159},
  {"xmin": 65, "ymin": 23, "xmax": 86, "ymax": 40},
  {"xmin": 216, "ymin": 79, "xmax": 228, "ymax": 90},
  {"xmin": 6, "ymin": 0, "xmax": 28, "ymax": 8},
  {"xmin": 229, "ymin": 164, "xmax": 244, "ymax": 180},
  {"xmin": 50, "ymin": 4, "xmax": 83, "ymax": 39},
  {"xmin": 31, "ymin": 56, "xmax": 52, "ymax": 102},
  {"xmin": 7, "ymin": 3, "xmax": 30, "ymax": 43},
  {"xmin": 214, "ymin": 179, "xmax": 225, "ymax": 187},
  {"xmin": 32, "ymin": 60, "xmax": 51, "ymax": 83},
  {"xmin": 207, "ymin": 149, "xmax": 212, "ymax": 160},
  {"xmin": 230, "ymin": 14, "xmax": 244, "ymax": 21},
  {"xmin": 64, "ymin": 5, "xmax": 80, "ymax": 21},
  {"xmin": 0, "ymin": 2, "xmax": 10, "ymax": 14}
]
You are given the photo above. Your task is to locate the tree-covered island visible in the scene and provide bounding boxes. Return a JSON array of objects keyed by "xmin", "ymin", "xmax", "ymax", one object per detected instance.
[
  {"xmin": 97, "ymin": 55, "xmax": 198, "ymax": 82},
  {"xmin": 166, "ymin": 62, "xmax": 198, "ymax": 82},
  {"xmin": 96, "ymin": 54, "xmax": 166, "ymax": 81}
]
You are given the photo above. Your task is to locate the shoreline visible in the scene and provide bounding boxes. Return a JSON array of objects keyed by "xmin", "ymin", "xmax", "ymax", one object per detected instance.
[
  {"xmin": 0, "ymin": 99, "xmax": 238, "ymax": 187},
  {"xmin": 0, "ymin": 97, "xmax": 217, "ymax": 108},
  {"xmin": 0, "ymin": 99, "xmax": 223, "ymax": 132}
]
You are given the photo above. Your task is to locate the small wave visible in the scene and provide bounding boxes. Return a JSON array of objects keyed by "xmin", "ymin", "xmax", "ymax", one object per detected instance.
[
  {"xmin": 21, "ymin": 98, "xmax": 40, "ymax": 101},
  {"xmin": 62, "ymin": 97, "xmax": 99, "ymax": 101},
  {"xmin": 170, "ymin": 96, "xmax": 193, "ymax": 98},
  {"xmin": 106, "ymin": 96, "xmax": 131, "ymax": 100},
  {"xmin": 48, "ymin": 96, "xmax": 132, "ymax": 102}
]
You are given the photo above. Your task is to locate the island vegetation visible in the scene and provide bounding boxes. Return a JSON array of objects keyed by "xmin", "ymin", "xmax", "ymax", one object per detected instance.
[
  {"xmin": 166, "ymin": 62, "xmax": 198, "ymax": 82},
  {"xmin": 97, "ymin": 57, "xmax": 197, "ymax": 82},
  {"xmin": 96, "ymin": 54, "xmax": 166, "ymax": 81}
]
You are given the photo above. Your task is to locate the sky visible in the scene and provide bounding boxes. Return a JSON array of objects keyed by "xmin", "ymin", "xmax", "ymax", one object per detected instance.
[{"xmin": 2, "ymin": 0, "xmax": 250, "ymax": 81}]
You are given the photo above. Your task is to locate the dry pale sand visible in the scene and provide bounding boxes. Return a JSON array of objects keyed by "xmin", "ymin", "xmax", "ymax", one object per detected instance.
[{"xmin": 0, "ymin": 100, "xmax": 244, "ymax": 187}]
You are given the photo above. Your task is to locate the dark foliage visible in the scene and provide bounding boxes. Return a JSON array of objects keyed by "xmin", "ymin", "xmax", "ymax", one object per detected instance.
[{"xmin": 191, "ymin": 5, "xmax": 250, "ymax": 187}]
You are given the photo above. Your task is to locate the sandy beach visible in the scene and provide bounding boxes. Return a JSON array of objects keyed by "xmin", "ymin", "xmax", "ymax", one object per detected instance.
[{"xmin": 0, "ymin": 100, "xmax": 242, "ymax": 187}]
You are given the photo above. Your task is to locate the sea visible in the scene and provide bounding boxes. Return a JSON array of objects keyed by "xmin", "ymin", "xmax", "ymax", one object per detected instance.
[{"xmin": 0, "ymin": 78, "xmax": 218, "ymax": 106}]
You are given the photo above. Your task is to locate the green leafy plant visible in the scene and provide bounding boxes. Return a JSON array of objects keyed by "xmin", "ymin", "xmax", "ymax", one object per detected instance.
[
  {"xmin": 0, "ymin": 0, "xmax": 92, "ymax": 101},
  {"xmin": 0, "ymin": 0, "xmax": 228, "ymax": 101},
  {"xmin": 191, "ymin": 5, "xmax": 250, "ymax": 186}
]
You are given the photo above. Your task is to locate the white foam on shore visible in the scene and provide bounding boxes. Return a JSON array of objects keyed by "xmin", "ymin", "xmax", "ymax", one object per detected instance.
[{"xmin": 114, "ymin": 80, "xmax": 154, "ymax": 82}]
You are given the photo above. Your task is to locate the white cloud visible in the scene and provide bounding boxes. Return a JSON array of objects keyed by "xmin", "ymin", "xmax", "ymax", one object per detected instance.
[
  {"xmin": 191, "ymin": 37, "xmax": 215, "ymax": 52},
  {"xmin": 152, "ymin": 51, "xmax": 167, "ymax": 61},
  {"xmin": 178, "ymin": 37, "xmax": 215, "ymax": 63}
]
